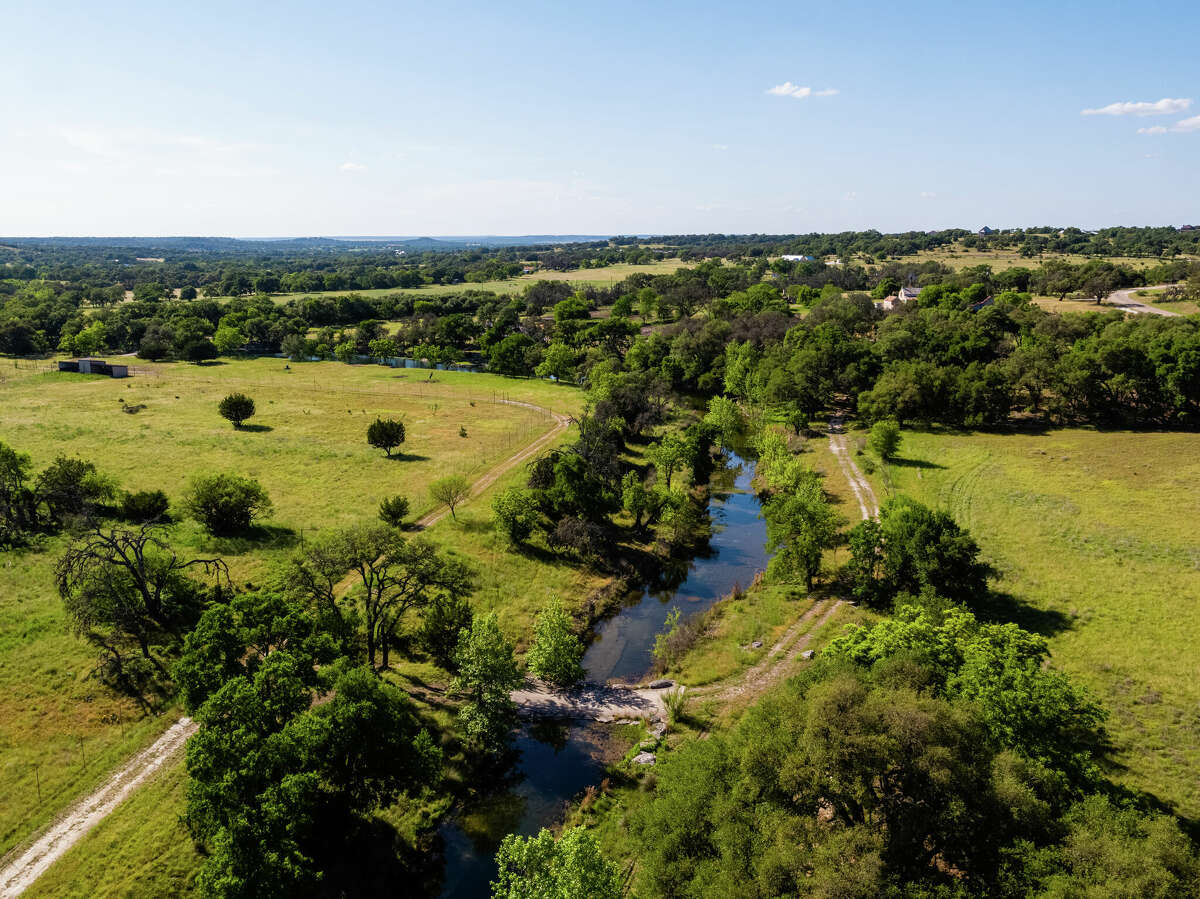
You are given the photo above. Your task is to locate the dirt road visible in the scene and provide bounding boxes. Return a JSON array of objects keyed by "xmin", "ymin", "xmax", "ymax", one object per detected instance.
[
  {"xmin": 1105, "ymin": 285, "xmax": 1179, "ymax": 317},
  {"xmin": 827, "ymin": 415, "xmax": 880, "ymax": 520},
  {"xmin": 0, "ymin": 399, "xmax": 571, "ymax": 896},
  {"xmin": 412, "ymin": 399, "xmax": 569, "ymax": 529},
  {"xmin": 0, "ymin": 718, "xmax": 198, "ymax": 898}
]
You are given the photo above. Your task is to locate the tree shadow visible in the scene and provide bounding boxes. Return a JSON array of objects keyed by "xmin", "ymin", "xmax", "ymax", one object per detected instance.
[
  {"xmin": 973, "ymin": 587, "xmax": 1073, "ymax": 638},
  {"xmin": 237, "ymin": 423, "xmax": 274, "ymax": 433},
  {"xmin": 385, "ymin": 452, "xmax": 431, "ymax": 462},
  {"xmin": 205, "ymin": 523, "xmax": 300, "ymax": 553},
  {"xmin": 889, "ymin": 456, "xmax": 946, "ymax": 470}
]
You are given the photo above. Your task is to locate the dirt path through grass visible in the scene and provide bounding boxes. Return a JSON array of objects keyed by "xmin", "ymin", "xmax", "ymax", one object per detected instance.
[
  {"xmin": 412, "ymin": 400, "xmax": 570, "ymax": 529},
  {"xmin": 0, "ymin": 399, "xmax": 570, "ymax": 897},
  {"xmin": 828, "ymin": 415, "xmax": 879, "ymax": 519},
  {"xmin": 0, "ymin": 717, "xmax": 197, "ymax": 898}
]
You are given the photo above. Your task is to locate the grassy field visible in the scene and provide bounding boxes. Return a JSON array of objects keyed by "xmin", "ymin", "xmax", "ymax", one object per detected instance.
[
  {"xmin": 199, "ymin": 258, "xmax": 692, "ymax": 305},
  {"xmin": 0, "ymin": 357, "xmax": 587, "ymax": 861},
  {"xmin": 865, "ymin": 426, "xmax": 1200, "ymax": 820},
  {"xmin": 906, "ymin": 245, "xmax": 1172, "ymax": 272}
]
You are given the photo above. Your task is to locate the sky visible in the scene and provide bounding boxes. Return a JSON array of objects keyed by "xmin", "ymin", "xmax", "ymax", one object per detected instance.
[{"xmin": 1, "ymin": 0, "xmax": 1198, "ymax": 237}]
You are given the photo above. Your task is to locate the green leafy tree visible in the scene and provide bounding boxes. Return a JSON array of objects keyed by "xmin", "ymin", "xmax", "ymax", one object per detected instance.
[
  {"xmin": 120, "ymin": 489, "xmax": 170, "ymax": 523},
  {"xmin": 366, "ymin": 417, "xmax": 406, "ymax": 457},
  {"xmin": 493, "ymin": 827, "xmax": 622, "ymax": 899},
  {"xmin": 646, "ymin": 432, "xmax": 690, "ymax": 489},
  {"xmin": 218, "ymin": 393, "xmax": 256, "ymax": 429},
  {"xmin": 526, "ymin": 598, "xmax": 584, "ymax": 687},
  {"xmin": 0, "ymin": 442, "xmax": 39, "ymax": 546},
  {"xmin": 764, "ymin": 483, "xmax": 840, "ymax": 590},
  {"xmin": 868, "ymin": 419, "xmax": 902, "ymax": 461},
  {"xmin": 368, "ymin": 336, "xmax": 400, "ymax": 359},
  {"xmin": 212, "ymin": 325, "xmax": 245, "ymax": 355},
  {"xmin": 491, "ymin": 487, "xmax": 540, "ymax": 545},
  {"xmin": 289, "ymin": 523, "xmax": 473, "ymax": 669},
  {"xmin": 430, "ymin": 475, "xmax": 470, "ymax": 520},
  {"xmin": 35, "ymin": 456, "xmax": 119, "ymax": 525},
  {"xmin": 183, "ymin": 473, "xmax": 273, "ymax": 536},
  {"xmin": 418, "ymin": 593, "xmax": 474, "ymax": 670},
  {"xmin": 847, "ymin": 497, "xmax": 989, "ymax": 608},
  {"xmin": 452, "ymin": 612, "xmax": 521, "ymax": 750},
  {"xmin": 535, "ymin": 342, "xmax": 579, "ymax": 383},
  {"xmin": 378, "ymin": 494, "xmax": 410, "ymax": 528}
]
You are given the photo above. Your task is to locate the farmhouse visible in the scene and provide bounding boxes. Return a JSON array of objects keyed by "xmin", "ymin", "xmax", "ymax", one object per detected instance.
[
  {"xmin": 781, "ymin": 254, "xmax": 814, "ymax": 262},
  {"xmin": 978, "ymin": 225, "xmax": 996, "ymax": 236},
  {"xmin": 898, "ymin": 286, "xmax": 922, "ymax": 303},
  {"xmin": 58, "ymin": 358, "xmax": 129, "ymax": 378}
]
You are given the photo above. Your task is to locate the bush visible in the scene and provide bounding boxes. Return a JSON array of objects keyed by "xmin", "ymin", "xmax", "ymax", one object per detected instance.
[
  {"xmin": 121, "ymin": 489, "xmax": 170, "ymax": 523},
  {"xmin": 183, "ymin": 473, "xmax": 273, "ymax": 536},
  {"xmin": 218, "ymin": 393, "xmax": 256, "ymax": 429},
  {"xmin": 378, "ymin": 494, "xmax": 410, "ymax": 528},
  {"xmin": 868, "ymin": 419, "xmax": 902, "ymax": 461},
  {"xmin": 492, "ymin": 487, "xmax": 540, "ymax": 545},
  {"xmin": 35, "ymin": 456, "xmax": 118, "ymax": 524},
  {"xmin": 366, "ymin": 418, "xmax": 406, "ymax": 457}
]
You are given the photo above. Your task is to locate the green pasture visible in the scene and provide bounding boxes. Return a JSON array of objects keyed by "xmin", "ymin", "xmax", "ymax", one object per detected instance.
[
  {"xmin": 872, "ymin": 427, "xmax": 1200, "ymax": 820},
  {"xmin": 0, "ymin": 356, "xmax": 585, "ymax": 859}
]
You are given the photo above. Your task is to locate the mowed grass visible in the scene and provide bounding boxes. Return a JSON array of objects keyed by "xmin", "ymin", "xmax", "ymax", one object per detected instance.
[
  {"xmin": 0, "ymin": 357, "xmax": 585, "ymax": 858},
  {"xmin": 877, "ymin": 427, "xmax": 1200, "ymax": 820}
]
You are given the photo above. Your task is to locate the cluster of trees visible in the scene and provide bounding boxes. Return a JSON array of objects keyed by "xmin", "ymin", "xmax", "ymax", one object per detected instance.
[{"xmin": 622, "ymin": 502, "xmax": 1200, "ymax": 898}]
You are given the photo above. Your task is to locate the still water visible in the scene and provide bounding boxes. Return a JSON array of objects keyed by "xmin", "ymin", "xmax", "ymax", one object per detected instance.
[{"xmin": 436, "ymin": 453, "xmax": 769, "ymax": 897}]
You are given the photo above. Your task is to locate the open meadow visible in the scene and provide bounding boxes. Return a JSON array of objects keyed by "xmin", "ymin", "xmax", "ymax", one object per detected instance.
[
  {"xmin": 868, "ymin": 426, "xmax": 1200, "ymax": 820},
  {"xmin": 0, "ymin": 356, "xmax": 589, "ymax": 862}
]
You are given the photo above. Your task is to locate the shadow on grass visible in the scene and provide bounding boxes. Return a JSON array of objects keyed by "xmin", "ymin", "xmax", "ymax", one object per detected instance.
[
  {"xmin": 237, "ymin": 423, "xmax": 274, "ymax": 433},
  {"xmin": 974, "ymin": 587, "xmax": 1073, "ymax": 638},
  {"xmin": 890, "ymin": 456, "xmax": 945, "ymax": 470},
  {"xmin": 385, "ymin": 452, "xmax": 431, "ymax": 462},
  {"xmin": 205, "ymin": 523, "xmax": 300, "ymax": 553}
]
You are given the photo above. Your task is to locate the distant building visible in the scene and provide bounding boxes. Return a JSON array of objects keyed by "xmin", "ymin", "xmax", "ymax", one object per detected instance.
[
  {"xmin": 59, "ymin": 358, "xmax": 128, "ymax": 378},
  {"xmin": 978, "ymin": 226, "xmax": 996, "ymax": 236},
  {"xmin": 875, "ymin": 295, "xmax": 899, "ymax": 311},
  {"xmin": 1181, "ymin": 224, "xmax": 1197, "ymax": 232},
  {"xmin": 898, "ymin": 286, "xmax": 922, "ymax": 303},
  {"xmin": 968, "ymin": 295, "xmax": 995, "ymax": 313},
  {"xmin": 781, "ymin": 254, "xmax": 814, "ymax": 262}
]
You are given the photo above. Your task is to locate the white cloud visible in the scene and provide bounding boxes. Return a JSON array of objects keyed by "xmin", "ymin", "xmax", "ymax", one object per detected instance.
[
  {"xmin": 712, "ymin": 143, "xmax": 729, "ymax": 151},
  {"xmin": 920, "ymin": 191, "xmax": 937, "ymax": 199},
  {"xmin": 340, "ymin": 161, "xmax": 367, "ymax": 172},
  {"xmin": 844, "ymin": 191, "xmax": 858, "ymax": 201},
  {"xmin": 1081, "ymin": 97, "xmax": 1191, "ymax": 117},
  {"xmin": 1138, "ymin": 115, "xmax": 1200, "ymax": 134},
  {"xmin": 766, "ymin": 82, "xmax": 838, "ymax": 100}
]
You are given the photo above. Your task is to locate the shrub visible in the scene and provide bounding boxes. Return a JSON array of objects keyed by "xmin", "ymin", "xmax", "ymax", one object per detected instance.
[
  {"xmin": 868, "ymin": 419, "xmax": 902, "ymax": 461},
  {"xmin": 218, "ymin": 393, "xmax": 256, "ymax": 429},
  {"xmin": 183, "ymin": 473, "xmax": 273, "ymax": 536},
  {"xmin": 121, "ymin": 489, "xmax": 170, "ymax": 523},
  {"xmin": 367, "ymin": 418, "xmax": 406, "ymax": 457},
  {"xmin": 378, "ymin": 494, "xmax": 410, "ymax": 528}
]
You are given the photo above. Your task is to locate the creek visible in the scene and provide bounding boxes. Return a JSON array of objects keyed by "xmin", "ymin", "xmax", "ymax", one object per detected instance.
[{"xmin": 436, "ymin": 452, "xmax": 769, "ymax": 897}]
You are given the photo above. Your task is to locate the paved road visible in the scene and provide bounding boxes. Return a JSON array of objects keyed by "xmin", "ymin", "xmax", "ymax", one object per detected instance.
[{"xmin": 1105, "ymin": 285, "xmax": 1179, "ymax": 317}]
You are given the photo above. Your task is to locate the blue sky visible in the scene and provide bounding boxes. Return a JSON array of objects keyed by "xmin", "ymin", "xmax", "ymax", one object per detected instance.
[{"xmin": 2, "ymin": 0, "xmax": 1197, "ymax": 236}]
